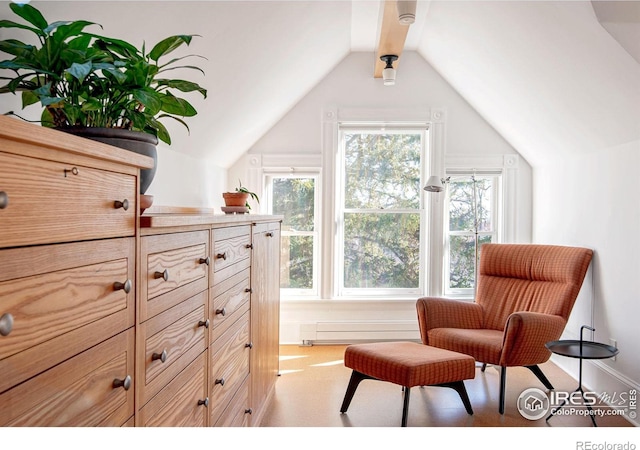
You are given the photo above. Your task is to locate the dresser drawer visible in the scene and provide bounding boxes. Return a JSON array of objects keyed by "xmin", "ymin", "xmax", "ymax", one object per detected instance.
[
  {"xmin": 138, "ymin": 351, "xmax": 208, "ymax": 427},
  {"xmin": 0, "ymin": 152, "xmax": 136, "ymax": 248},
  {"xmin": 0, "ymin": 238, "xmax": 135, "ymax": 392},
  {"xmin": 140, "ymin": 230, "xmax": 209, "ymax": 321},
  {"xmin": 211, "ymin": 267, "xmax": 251, "ymax": 343},
  {"xmin": 211, "ymin": 225, "xmax": 252, "ymax": 285},
  {"xmin": 213, "ymin": 375, "xmax": 250, "ymax": 427},
  {"xmin": 209, "ymin": 310, "xmax": 251, "ymax": 425},
  {"xmin": 0, "ymin": 328, "xmax": 135, "ymax": 426},
  {"xmin": 137, "ymin": 291, "xmax": 208, "ymax": 406}
]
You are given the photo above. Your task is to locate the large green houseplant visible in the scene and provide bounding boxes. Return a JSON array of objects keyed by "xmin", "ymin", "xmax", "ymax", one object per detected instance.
[{"xmin": 0, "ymin": 3, "xmax": 207, "ymax": 194}]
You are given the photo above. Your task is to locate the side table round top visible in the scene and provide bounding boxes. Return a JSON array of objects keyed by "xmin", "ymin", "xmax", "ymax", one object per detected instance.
[{"xmin": 546, "ymin": 340, "xmax": 619, "ymax": 360}]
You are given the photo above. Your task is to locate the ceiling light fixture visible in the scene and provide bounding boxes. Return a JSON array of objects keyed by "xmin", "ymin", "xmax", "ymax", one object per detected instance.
[
  {"xmin": 380, "ymin": 54, "xmax": 398, "ymax": 86},
  {"xmin": 397, "ymin": 0, "xmax": 417, "ymax": 25}
]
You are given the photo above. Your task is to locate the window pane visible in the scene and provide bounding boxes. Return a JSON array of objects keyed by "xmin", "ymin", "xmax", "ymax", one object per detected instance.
[
  {"xmin": 449, "ymin": 177, "xmax": 494, "ymax": 232},
  {"xmin": 449, "ymin": 180, "xmax": 475, "ymax": 232},
  {"xmin": 476, "ymin": 179, "xmax": 494, "ymax": 232},
  {"xmin": 344, "ymin": 133, "xmax": 421, "ymax": 209},
  {"xmin": 343, "ymin": 212, "xmax": 420, "ymax": 289},
  {"xmin": 449, "ymin": 235, "xmax": 475, "ymax": 289},
  {"xmin": 272, "ymin": 177, "xmax": 315, "ymax": 232},
  {"xmin": 280, "ymin": 235, "xmax": 314, "ymax": 289},
  {"xmin": 449, "ymin": 234, "xmax": 493, "ymax": 289}
]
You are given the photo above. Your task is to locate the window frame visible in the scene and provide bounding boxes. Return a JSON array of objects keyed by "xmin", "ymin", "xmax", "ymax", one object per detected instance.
[
  {"xmin": 264, "ymin": 170, "xmax": 322, "ymax": 299},
  {"xmin": 443, "ymin": 171, "xmax": 503, "ymax": 298},
  {"xmin": 335, "ymin": 124, "xmax": 429, "ymax": 299}
]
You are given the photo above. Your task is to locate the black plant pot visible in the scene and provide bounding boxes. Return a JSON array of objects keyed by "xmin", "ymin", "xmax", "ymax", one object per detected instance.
[{"xmin": 56, "ymin": 127, "xmax": 158, "ymax": 195}]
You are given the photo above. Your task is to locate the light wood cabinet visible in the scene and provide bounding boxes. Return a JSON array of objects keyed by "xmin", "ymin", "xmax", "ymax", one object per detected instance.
[
  {"xmin": 250, "ymin": 221, "xmax": 281, "ymax": 426},
  {"xmin": 0, "ymin": 117, "xmax": 280, "ymax": 427},
  {"xmin": 142, "ymin": 217, "xmax": 281, "ymax": 427},
  {"xmin": 0, "ymin": 116, "xmax": 152, "ymax": 426},
  {"xmin": 136, "ymin": 230, "xmax": 210, "ymax": 424}
]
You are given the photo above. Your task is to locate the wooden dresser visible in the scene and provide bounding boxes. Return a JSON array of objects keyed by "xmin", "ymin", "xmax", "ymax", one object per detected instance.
[
  {"xmin": 0, "ymin": 117, "xmax": 152, "ymax": 426},
  {"xmin": 139, "ymin": 211, "xmax": 281, "ymax": 427},
  {"xmin": 0, "ymin": 117, "xmax": 281, "ymax": 427}
]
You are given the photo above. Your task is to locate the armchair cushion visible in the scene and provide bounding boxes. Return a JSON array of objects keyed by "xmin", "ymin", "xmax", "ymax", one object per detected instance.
[{"xmin": 428, "ymin": 328, "xmax": 503, "ymax": 365}]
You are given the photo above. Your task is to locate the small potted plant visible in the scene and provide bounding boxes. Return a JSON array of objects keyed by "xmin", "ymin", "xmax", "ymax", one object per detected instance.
[
  {"xmin": 0, "ymin": 3, "xmax": 207, "ymax": 195},
  {"xmin": 223, "ymin": 180, "xmax": 260, "ymax": 212}
]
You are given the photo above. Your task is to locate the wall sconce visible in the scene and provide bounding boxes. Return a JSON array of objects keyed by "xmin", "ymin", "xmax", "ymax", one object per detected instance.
[
  {"xmin": 380, "ymin": 54, "xmax": 398, "ymax": 86},
  {"xmin": 397, "ymin": 0, "xmax": 417, "ymax": 25}
]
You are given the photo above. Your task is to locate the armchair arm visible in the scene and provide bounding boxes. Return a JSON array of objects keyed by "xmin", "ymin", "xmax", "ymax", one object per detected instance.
[
  {"xmin": 416, "ymin": 297, "xmax": 484, "ymax": 345},
  {"xmin": 500, "ymin": 311, "xmax": 567, "ymax": 366}
]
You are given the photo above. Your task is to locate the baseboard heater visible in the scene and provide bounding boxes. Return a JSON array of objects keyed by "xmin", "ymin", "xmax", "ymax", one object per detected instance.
[{"xmin": 299, "ymin": 321, "xmax": 420, "ymax": 346}]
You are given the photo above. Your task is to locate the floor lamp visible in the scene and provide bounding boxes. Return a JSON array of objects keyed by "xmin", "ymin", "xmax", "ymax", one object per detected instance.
[{"xmin": 424, "ymin": 174, "xmax": 480, "ymax": 297}]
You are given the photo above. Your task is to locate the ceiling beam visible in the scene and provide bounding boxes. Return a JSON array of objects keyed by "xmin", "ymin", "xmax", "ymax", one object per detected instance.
[{"xmin": 374, "ymin": 0, "xmax": 411, "ymax": 78}]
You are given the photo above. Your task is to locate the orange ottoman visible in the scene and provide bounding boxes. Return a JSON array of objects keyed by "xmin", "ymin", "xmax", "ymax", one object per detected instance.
[{"xmin": 340, "ymin": 341, "xmax": 476, "ymax": 426}]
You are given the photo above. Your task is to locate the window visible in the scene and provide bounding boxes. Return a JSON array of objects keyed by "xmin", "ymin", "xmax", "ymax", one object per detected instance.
[
  {"xmin": 336, "ymin": 126, "xmax": 428, "ymax": 297},
  {"xmin": 266, "ymin": 173, "xmax": 320, "ymax": 297},
  {"xmin": 444, "ymin": 173, "xmax": 502, "ymax": 297}
]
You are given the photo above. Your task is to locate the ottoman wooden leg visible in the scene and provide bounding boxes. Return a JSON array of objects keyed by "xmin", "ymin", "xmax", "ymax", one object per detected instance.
[{"xmin": 340, "ymin": 370, "xmax": 375, "ymax": 413}]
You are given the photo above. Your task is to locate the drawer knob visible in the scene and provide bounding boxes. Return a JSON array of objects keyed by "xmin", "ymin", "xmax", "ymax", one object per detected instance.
[
  {"xmin": 199, "ymin": 256, "xmax": 210, "ymax": 266},
  {"xmin": 215, "ymin": 307, "xmax": 226, "ymax": 317},
  {"xmin": 113, "ymin": 279, "xmax": 132, "ymax": 294},
  {"xmin": 154, "ymin": 269, "xmax": 169, "ymax": 281},
  {"xmin": 114, "ymin": 199, "xmax": 129, "ymax": 211},
  {"xmin": 152, "ymin": 349, "xmax": 168, "ymax": 363},
  {"xmin": 216, "ymin": 252, "xmax": 227, "ymax": 260},
  {"xmin": 245, "ymin": 288, "xmax": 253, "ymax": 293},
  {"xmin": 245, "ymin": 408, "xmax": 253, "ymax": 415},
  {"xmin": 113, "ymin": 375, "xmax": 132, "ymax": 391},
  {"xmin": 245, "ymin": 342, "xmax": 253, "ymax": 349},
  {"xmin": 215, "ymin": 378, "xmax": 225, "ymax": 386},
  {"xmin": 198, "ymin": 398, "xmax": 209, "ymax": 407},
  {"xmin": 0, "ymin": 191, "xmax": 8, "ymax": 210},
  {"xmin": 245, "ymin": 244, "xmax": 253, "ymax": 249},
  {"xmin": 198, "ymin": 319, "xmax": 210, "ymax": 329},
  {"xmin": 266, "ymin": 232, "xmax": 274, "ymax": 237},
  {"xmin": 0, "ymin": 313, "xmax": 14, "ymax": 336}
]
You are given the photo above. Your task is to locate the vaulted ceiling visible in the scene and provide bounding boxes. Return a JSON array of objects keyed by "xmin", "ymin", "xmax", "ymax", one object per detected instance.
[{"xmin": 2, "ymin": 1, "xmax": 639, "ymax": 169}]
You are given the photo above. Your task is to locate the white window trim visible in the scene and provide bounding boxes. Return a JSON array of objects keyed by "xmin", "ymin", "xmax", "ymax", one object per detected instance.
[
  {"xmin": 264, "ymin": 170, "xmax": 322, "ymax": 299},
  {"xmin": 443, "ymin": 172, "xmax": 503, "ymax": 298},
  {"xmin": 437, "ymin": 154, "xmax": 520, "ymax": 299},
  {"xmin": 335, "ymin": 125, "xmax": 427, "ymax": 299},
  {"xmin": 323, "ymin": 107, "xmax": 446, "ymax": 300}
]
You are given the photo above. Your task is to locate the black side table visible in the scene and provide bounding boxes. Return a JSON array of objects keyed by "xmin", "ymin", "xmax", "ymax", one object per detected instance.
[{"xmin": 545, "ymin": 325, "xmax": 619, "ymax": 427}]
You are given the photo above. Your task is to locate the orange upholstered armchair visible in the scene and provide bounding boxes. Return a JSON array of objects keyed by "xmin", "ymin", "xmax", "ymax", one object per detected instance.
[{"xmin": 416, "ymin": 243, "xmax": 593, "ymax": 414}]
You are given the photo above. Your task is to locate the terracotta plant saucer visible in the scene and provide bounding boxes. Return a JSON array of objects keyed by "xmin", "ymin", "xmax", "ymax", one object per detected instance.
[{"xmin": 221, "ymin": 206, "xmax": 249, "ymax": 214}]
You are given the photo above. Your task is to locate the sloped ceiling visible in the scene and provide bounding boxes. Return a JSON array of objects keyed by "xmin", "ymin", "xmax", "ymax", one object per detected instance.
[
  {"xmin": 416, "ymin": 0, "xmax": 640, "ymax": 167},
  {"xmin": 1, "ymin": 1, "xmax": 638, "ymax": 170}
]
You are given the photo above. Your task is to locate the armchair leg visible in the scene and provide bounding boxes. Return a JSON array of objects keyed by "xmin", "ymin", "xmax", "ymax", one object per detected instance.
[
  {"xmin": 499, "ymin": 366, "xmax": 507, "ymax": 414},
  {"xmin": 526, "ymin": 365, "xmax": 554, "ymax": 390}
]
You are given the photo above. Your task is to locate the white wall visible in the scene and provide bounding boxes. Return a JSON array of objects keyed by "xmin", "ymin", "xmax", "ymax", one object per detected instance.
[
  {"xmin": 534, "ymin": 140, "xmax": 640, "ymax": 421},
  {"xmin": 231, "ymin": 51, "xmax": 532, "ymax": 344}
]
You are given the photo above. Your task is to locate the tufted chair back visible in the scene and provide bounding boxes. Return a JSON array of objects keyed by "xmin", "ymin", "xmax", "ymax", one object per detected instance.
[{"xmin": 476, "ymin": 244, "xmax": 593, "ymax": 331}]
